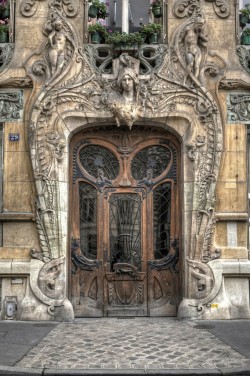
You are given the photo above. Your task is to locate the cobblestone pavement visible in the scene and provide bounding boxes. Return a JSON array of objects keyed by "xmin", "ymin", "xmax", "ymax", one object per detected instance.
[{"xmin": 17, "ymin": 318, "xmax": 250, "ymax": 370}]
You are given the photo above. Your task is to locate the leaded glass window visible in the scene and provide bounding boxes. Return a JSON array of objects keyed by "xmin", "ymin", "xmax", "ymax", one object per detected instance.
[
  {"xmin": 109, "ymin": 193, "xmax": 141, "ymax": 270},
  {"xmin": 79, "ymin": 182, "xmax": 98, "ymax": 259},
  {"xmin": 153, "ymin": 183, "xmax": 171, "ymax": 259},
  {"xmin": 131, "ymin": 145, "xmax": 171, "ymax": 180},
  {"xmin": 79, "ymin": 145, "xmax": 119, "ymax": 180}
]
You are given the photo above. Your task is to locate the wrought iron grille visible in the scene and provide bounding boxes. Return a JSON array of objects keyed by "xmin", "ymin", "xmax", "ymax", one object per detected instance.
[
  {"xmin": 109, "ymin": 193, "xmax": 141, "ymax": 270},
  {"xmin": 153, "ymin": 183, "xmax": 172, "ymax": 259},
  {"xmin": 79, "ymin": 182, "xmax": 97, "ymax": 260},
  {"xmin": 131, "ymin": 145, "xmax": 172, "ymax": 180},
  {"xmin": 79, "ymin": 145, "xmax": 119, "ymax": 180}
]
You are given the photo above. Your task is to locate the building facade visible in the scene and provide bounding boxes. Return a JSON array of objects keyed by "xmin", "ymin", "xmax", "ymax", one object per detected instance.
[{"xmin": 0, "ymin": 0, "xmax": 249, "ymax": 321}]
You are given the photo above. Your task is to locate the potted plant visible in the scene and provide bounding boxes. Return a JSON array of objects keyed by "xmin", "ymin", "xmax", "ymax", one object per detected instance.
[
  {"xmin": 105, "ymin": 31, "xmax": 144, "ymax": 49},
  {"xmin": 88, "ymin": 23, "xmax": 108, "ymax": 44},
  {"xmin": 239, "ymin": 8, "xmax": 250, "ymax": 27},
  {"xmin": 151, "ymin": 0, "xmax": 162, "ymax": 18},
  {"xmin": 0, "ymin": 20, "xmax": 8, "ymax": 43},
  {"xmin": 140, "ymin": 23, "xmax": 162, "ymax": 44},
  {"xmin": 242, "ymin": 27, "xmax": 250, "ymax": 45},
  {"xmin": 0, "ymin": 0, "xmax": 10, "ymax": 18},
  {"xmin": 88, "ymin": 0, "xmax": 109, "ymax": 19}
]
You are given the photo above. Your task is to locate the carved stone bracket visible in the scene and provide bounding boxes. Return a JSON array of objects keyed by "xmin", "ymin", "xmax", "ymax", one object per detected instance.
[
  {"xmin": 219, "ymin": 79, "xmax": 250, "ymax": 90},
  {"xmin": 236, "ymin": 45, "xmax": 250, "ymax": 76},
  {"xmin": 0, "ymin": 44, "xmax": 14, "ymax": 73},
  {"xmin": 173, "ymin": 0, "xmax": 230, "ymax": 18},
  {"xmin": 227, "ymin": 93, "xmax": 250, "ymax": 123},
  {"xmin": 0, "ymin": 90, "xmax": 23, "ymax": 121}
]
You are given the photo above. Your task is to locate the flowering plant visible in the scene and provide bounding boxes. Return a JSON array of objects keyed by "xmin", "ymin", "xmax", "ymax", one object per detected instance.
[
  {"xmin": 88, "ymin": 23, "xmax": 108, "ymax": 37},
  {"xmin": 140, "ymin": 23, "xmax": 162, "ymax": 35},
  {"xmin": 0, "ymin": 19, "xmax": 8, "ymax": 32},
  {"xmin": 105, "ymin": 32, "xmax": 144, "ymax": 47},
  {"xmin": 90, "ymin": 0, "xmax": 109, "ymax": 19},
  {"xmin": 0, "ymin": 0, "xmax": 9, "ymax": 10},
  {"xmin": 242, "ymin": 27, "xmax": 250, "ymax": 35}
]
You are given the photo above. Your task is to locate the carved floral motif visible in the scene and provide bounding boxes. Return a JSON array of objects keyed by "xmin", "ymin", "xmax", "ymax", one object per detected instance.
[
  {"xmin": 227, "ymin": 93, "xmax": 250, "ymax": 122},
  {"xmin": 20, "ymin": 0, "xmax": 78, "ymax": 17},
  {"xmin": 0, "ymin": 91, "xmax": 23, "ymax": 120},
  {"xmin": 27, "ymin": 0, "xmax": 225, "ymax": 315},
  {"xmin": 0, "ymin": 44, "xmax": 14, "ymax": 73},
  {"xmin": 173, "ymin": 0, "xmax": 230, "ymax": 19}
]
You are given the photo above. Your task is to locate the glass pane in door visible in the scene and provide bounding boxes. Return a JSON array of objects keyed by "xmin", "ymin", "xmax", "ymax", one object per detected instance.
[{"xmin": 109, "ymin": 193, "xmax": 141, "ymax": 270}]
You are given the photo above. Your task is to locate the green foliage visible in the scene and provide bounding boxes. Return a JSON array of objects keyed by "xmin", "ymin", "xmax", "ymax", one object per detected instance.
[
  {"xmin": 140, "ymin": 23, "xmax": 162, "ymax": 35},
  {"xmin": 88, "ymin": 23, "xmax": 108, "ymax": 37},
  {"xmin": 242, "ymin": 27, "xmax": 250, "ymax": 35},
  {"xmin": 90, "ymin": 0, "xmax": 108, "ymax": 19},
  {"xmin": 240, "ymin": 8, "xmax": 250, "ymax": 15},
  {"xmin": 151, "ymin": 0, "xmax": 162, "ymax": 8},
  {"xmin": 0, "ymin": 20, "xmax": 8, "ymax": 33},
  {"xmin": 105, "ymin": 32, "xmax": 144, "ymax": 46},
  {"xmin": 0, "ymin": 0, "xmax": 9, "ymax": 10}
]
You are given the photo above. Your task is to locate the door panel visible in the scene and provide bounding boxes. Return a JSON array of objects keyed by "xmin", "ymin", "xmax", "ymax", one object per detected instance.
[{"xmin": 70, "ymin": 127, "xmax": 180, "ymax": 317}]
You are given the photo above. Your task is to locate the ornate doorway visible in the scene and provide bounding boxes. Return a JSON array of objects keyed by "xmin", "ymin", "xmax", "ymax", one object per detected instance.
[{"xmin": 69, "ymin": 126, "xmax": 180, "ymax": 317}]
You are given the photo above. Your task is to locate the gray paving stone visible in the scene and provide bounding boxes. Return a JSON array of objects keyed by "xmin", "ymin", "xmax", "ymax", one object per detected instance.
[{"xmin": 16, "ymin": 318, "xmax": 250, "ymax": 372}]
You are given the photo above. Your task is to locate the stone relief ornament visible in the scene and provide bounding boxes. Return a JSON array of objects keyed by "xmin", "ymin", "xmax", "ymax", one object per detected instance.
[
  {"xmin": 236, "ymin": 46, "xmax": 250, "ymax": 76},
  {"xmin": 187, "ymin": 258, "xmax": 214, "ymax": 299},
  {"xmin": 20, "ymin": 0, "xmax": 78, "ymax": 17},
  {"xmin": 227, "ymin": 93, "xmax": 250, "ymax": 123},
  {"xmin": 220, "ymin": 79, "xmax": 250, "ymax": 90},
  {"xmin": 173, "ymin": 0, "xmax": 230, "ymax": 19},
  {"xmin": 0, "ymin": 91, "xmax": 23, "ymax": 121},
  {"xmin": 0, "ymin": 44, "xmax": 14, "ymax": 73},
  {"xmin": 26, "ymin": 0, "xmax": 226, "ymax": 320}
]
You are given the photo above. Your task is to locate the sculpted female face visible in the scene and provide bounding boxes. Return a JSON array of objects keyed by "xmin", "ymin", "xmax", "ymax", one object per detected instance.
[{"xmin": 121, "ymin": 74, "xmax": 134, "ymax": 91}]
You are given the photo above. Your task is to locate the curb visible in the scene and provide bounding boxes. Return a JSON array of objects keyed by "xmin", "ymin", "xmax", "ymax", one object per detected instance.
[{"xmin": 0, "ymin": 367, "xmax": 250, "ymax": 376}]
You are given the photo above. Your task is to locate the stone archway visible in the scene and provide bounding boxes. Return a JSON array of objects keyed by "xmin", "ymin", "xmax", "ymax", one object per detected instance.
[{"xmin": 23, "ymin": 0, "xmax": 226, "ymax": 320}]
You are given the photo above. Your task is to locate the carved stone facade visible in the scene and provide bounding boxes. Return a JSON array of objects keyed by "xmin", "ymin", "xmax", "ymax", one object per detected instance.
[{"xmin": 0, "ymin": 0, "xmax": 249, "ymax": 321}]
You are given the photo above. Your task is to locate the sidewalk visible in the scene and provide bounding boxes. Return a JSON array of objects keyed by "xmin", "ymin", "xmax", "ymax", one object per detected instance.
[{"xmin": 0, "ymin": 318, "xmax": 250, "ymax": 376}]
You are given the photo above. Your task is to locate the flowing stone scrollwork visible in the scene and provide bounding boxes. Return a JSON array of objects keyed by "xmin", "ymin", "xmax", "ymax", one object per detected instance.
[
  {"xmin": 20, "ymin": 0, "xmax": 45, "ymax": 17},
  {"xmin": 0, "ymin": 44, "xmax": 14, "ymax": 73},
  {"xmin": 187, "ymin": 258, "xmax": 214, "ymax": 299},
  {"xmin": 227, "ymin": 93, "xmax": 250, "ymax": 123},
  {"xmin": 20, "ymin": 0, "xmax": 78, "ymax": 17},
  {"xmin": 173, "ymin": 0, "xmax": 230, "ymax": 19},
  {"xmin": 84, "ymin": 44, "xmax": 169, "ymax": 76},
  {"xmin": 236, "ymin": 46, "xmax": 250, "ymax": 76},
  {"xmin": 173, "ymin": 0, "xmax": 202, "ymax": 18},
  {"xmin": 27, "ymin": 0, "xmax": 226, "ymax": 320},
  {"xmin": 0, "ymin": 91, "xmax": 23, "ymax": 121}
]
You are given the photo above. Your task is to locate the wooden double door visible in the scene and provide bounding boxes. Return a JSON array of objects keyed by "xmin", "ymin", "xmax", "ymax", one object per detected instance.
[{"xmin": 70, "ymin": 126, "xmax": 180, "ymax": 317}]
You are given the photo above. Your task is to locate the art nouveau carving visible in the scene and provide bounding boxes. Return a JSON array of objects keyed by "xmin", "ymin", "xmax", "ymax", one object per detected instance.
[
  {"xmin": 187, "ymin": 259, "xmax": 214, "ymax": 299},
  {"xmin": 236, "ymin": 46, "xmax": 250, "ymax": 76},
  {"xmin": 0, "ymin": 91, "xmax": 23, "ymax": 120},
  {"xmin": 24, "ymin": 0, "xmax": 227, "ymax": 320},
  {"xmin": 20, "ymin": 0, "xmax": 78, "ymax": 17},
  {"xmin": 173, "ymin": 0, "xmax": 230, "ymax": 19},
  {"xmin": 227, "ymin": 93, "xmax": 250, "ymax": 122},
  {"xmin": 0, "ymin": 44, "xmax": 14, "ymax": 73}
]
